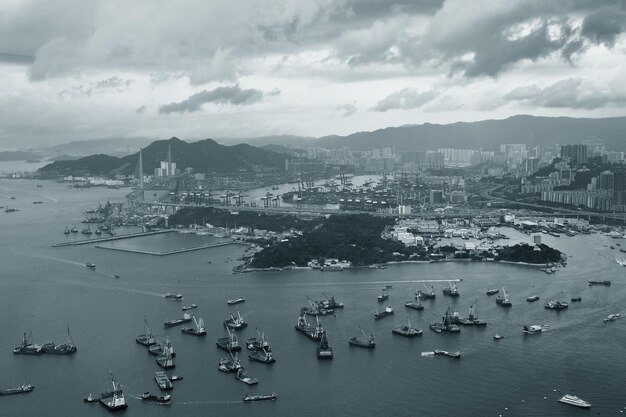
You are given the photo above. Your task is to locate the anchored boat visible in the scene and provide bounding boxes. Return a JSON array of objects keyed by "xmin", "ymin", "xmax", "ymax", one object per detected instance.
[
  {"xmin": 99, "ymin": 372, "xmax": 127, "ymax": 411},
  {"xmin": 227, "ymin": 297, "xmax": 245, "ymax": 305},
  {"xmin": 243, "ymin": 392, "xmax": 277, "ymax": 402},
  {"xmin": 404, "ymin": 299, "xmax": 424, "ymax": 310},
  {"xmin": 235, "ymin": 368, "xmax": 258, "ymax": 385},
  {"xmin": 13, "ymin": 332, "xmax": 42, "ymax": 355},
  {"xmin": 442, "ymin": 281, "xmax": 460, "ymax": 297},
  {"xmin": 181, "ymin": 315, "xmax": 206, "ymax": 336},
  {"xmin": 392, "ymin": 317, "xmax": 423, "ymax": 337},
  {"xmin": 141, "ymin": 392, "xmax": 171, "ymax": 405},
  {"xmin": 348, "ymin": 328, "xmax": 376, "ymax": 348},
  {"xmin": 41, "ymin": 326, "xmax": 77, "ymax": 354},
  {"xmin": 223, "ymin": 310, "xmax": 247, "ymax": 330},
  {"xmin": 154, "ymin": 371, "xmax": 173, "ymax": 390},
  {"xmin": 316, "ymin": 330, "xmax": 333, "ymax": 359},
  {"xmin": 0, "ymin": 384, "xmax": 34, "ymax": 396},
  {"xmin": 429, "ymin": 304, "xmax": 461, "ymax": 333},
  {"xmin": 216, "ymin": 327, "xmax": 241, "ymax": 352},
  {"xmin": 164, "ymin": 312, "xmax": 193, "ymax": 328},
  {"xmin": 136, "ymin": 319, "xmax": 157, "ymax": 346},
  {"xmin": 374, "ymin": 305, "xmax": 394, "ymax": 320},
  {"xmin": 495, "ymin": 287, "xmax": 512, "ymax": 307}
]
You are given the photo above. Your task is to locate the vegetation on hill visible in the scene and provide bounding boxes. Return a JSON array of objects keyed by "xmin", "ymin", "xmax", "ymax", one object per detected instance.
[{"xmin": 495, "ymin": 243, "xmax": 562, "ymax": 264}]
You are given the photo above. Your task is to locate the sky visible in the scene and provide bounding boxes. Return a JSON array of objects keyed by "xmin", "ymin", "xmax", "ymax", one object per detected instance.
[{"xmin": 1, "ymin": 0, "xmax": 626, "ymax": 148}]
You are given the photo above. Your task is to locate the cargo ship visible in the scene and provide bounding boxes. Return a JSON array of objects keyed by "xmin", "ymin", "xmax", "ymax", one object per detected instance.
[
  {"xmin": 442, "ymin": 281, "xmax": 460, "ymax": 297},
  {"xmin": 164, "ymin": 312, "xmax": 193, "ymax": 328},
  {"xmin": 223, "ymin": 310, "xmax": 247, "ymax": 330},
  {"xmin": 0, "ymin": 384, "xmax": 34, "ymax": 396},
  {"xmin": 41, "ymin": 326, "xmax": 77, "ymax": 354},
  {"xmin": 316, "ymin": 330, "xmax": 333, "ymax": 359},
  {"xmin": 588, "ymin": 280, "xmax": 611, "ymax": 286},
  {"xmin": 181, "ymin": 315, "xmax": 206, "ymax": 336},
  {"xmin": 294, "ymin": 309, "xmax": 324, "ymax": 340},
  {"xmin": 136, "ymin": 319, "xmax": 157, "ymax": 346},
  {"xmin": 495, "ymin": 288, "xmax": 512, "ymax": 307},
  {"xmin": 99, "ymin": 372, "xmax": 127, "ymax": 410},
  {"xmin": 392, "ymin": 317, "xmax": 423, "ymax": 337},
  {"xmin": 348, "ymin": 329, "xmax": 376, "ymax": 348},
  {"xmin": 13, "ymin": 332, "xmax": 42, "ymax": 355},
  {"xmin": 141, "ymin": 392, "xmax": 171, "ymax": 404},
  {"xmin": 374, "ymin": 305, "xmax": 394, "ymax": 320},
  {"xmin": 154, "ymin": 371, "xmax": 173, "ymax": 390},
  {"xmin": 216, "ymin": 327, "xmax": 241, "ymax": 352},
  {"xmin": 243, "ymin": 392, "xmax": 277, "ymax": 402}
]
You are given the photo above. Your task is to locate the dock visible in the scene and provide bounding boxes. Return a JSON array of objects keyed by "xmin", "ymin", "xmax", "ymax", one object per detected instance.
[{"xmin": 52, "ymin": 230, "xmax": 175, "ymax": 247}]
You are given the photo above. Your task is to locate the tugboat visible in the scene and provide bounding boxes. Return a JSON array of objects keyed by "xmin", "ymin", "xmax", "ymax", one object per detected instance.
[
  {"xmin": 495, "ymin": 287, "xmax": 512, "ymax": 307},
  {"xmin": 235, "ymin": 368, "xmax": 258, "ymax": 385},
  {"xmin": 163, "ymin": 312, "xmax": 193, "ymax": 328},
  {"xmin": 141, "ymin": 392, "xmax": 171, "ymax": 404},
  {"xmin": 294, "ymin": 309, "xmax": 324, "ymax": 340},
  {"xmin": 392, "ymin": 317, "xmax": 423, "ymax": 337},
  {"xmin": 216, "ymin": 327, "xmax": 241, "ymax": 352},
  {"xmin": 13, "ymin": 332, "xmax": 42, "ymax": 355},
  {"xmin": 223, "ymin": 310, "xmax": 247, "ymax": 330},
  {"xmin": 218, "ymin": 353, "xmax": 242, "ymax": 373},
  {"xmin": 99, "ymin": 372, "xmax": 127, "ymax": 410},
  {"xmin": 181, "ymin": 315, "xmax": 206, "ymax": 336},
  {"xmin": 526, "ymin": 295, "xmax": 540, "ymax": 302},
  {"xmin": 374, "ymin": 305, "xmax": 394, "ymax": 320},
  {"xmin": 164, "ymin": 293, "xmax": 183, "ymax": 301},
  {"xmin": 348, "ymin": 328, "xmax": 376, "ymax": 348},
  {"xmin": 558, "ymin": 394, "xmax": 591, "ymax": 408},
  {"xmin": 154, "ymin": 371, "xmax": 173, "ymax": 390},
  {"xmin": 544, "ymin": 300, "xmax": 568, "ymax": 310},
  {"xmin": 404, "ymin": 299, "xmax": 424, "ymax": 310},
  {"xmin": 429, "ymin": 304, "xmax": 461, "ymax": 333},
  {"xmin": 433, "ymin": 349, "xmax": 461, "ymax": 359},
  {"xmin": 316, "ymin": 330, "xmax": 333, "ymax": 359},
  {"xmin": 136, "ymin": 319, "xmax": 157, "ymax": 346},
  {"xmin": 243, "ymin": 392, "xmax": 277, "ymax": 402},
  {"xmin": 486, "ymin": 288, "xmax": 499, "ymax": 295},
  {"xmin": 181, "ymin": 304, "xmax": 197, "ymax": 311},
  {"xmin": 0, "ymin": 384, "xmax": 34, "ymax": 396},
  {"xmin": 603, "ymin": 313, "xmax": 622, "ymax": 323},
  {"xmin": 442, "ymin": 281, "xmax": 460, "ymax": 297},
  {"xmin": 416, "ymin": 284, "xmax": 436, "ymax": 300},
  {"xmin": 588, "ymin": 280, "xmax": 611, "ymax": 286},
  {"xmin": 41, "ymin": 325, "xmax": 77, "ymax": 354},
  {"xmin": 156, "ymin": 349, "xmax": 175, "ymax": 369},
  {"xmin": 249, "ymin": 346, "xmax": 275, "ymax": 363},
  {"xmin": 227, "ymin": 297, "xmax": 245, "ymax": 305}
]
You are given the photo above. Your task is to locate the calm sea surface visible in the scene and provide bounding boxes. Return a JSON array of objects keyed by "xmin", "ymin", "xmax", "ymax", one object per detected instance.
[{"xmin": 0, "ymin": 178, "xmax": 625, "ymax": 417}]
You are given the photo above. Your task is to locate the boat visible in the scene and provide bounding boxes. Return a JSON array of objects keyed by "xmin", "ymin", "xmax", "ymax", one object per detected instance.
[
  {"xmin": 181, "ymin": 315, "xmax": 206, "ymax": 336},
  {"xmin": 486, "ymin": 288, "xmax": 499, "ymax": 295},
  {"xmin": 227, "ymin": 297, "xmax": 245, "ymax": 305},
  {"xmin": 493, "ymin": 333, "xmax": 504, "ymax": 340},
  {"xmin": 170, "ymin": 375, "xmax": 183, "ymax": 381},
  {"xmin": 570, "ymin": 296, "xmax": 582, "ymax": 302},
  {"xmin": 70, "ymin": 224, "xmax": 78, "ymax": 233},
  {"xmin": 64, "ymin": 226, "xmax": 70, "ymax": 234},
  {"xmin": 321, "ymin": 292, "xmax": 344, "ymax": 309},
  {"xmin": 81, "ymin": 225, "xmax": 93, "ymax": 235},
  {"xmin": 223, "ymin": 310, "xmax": 247, "ymax": 330},
  {"xmin": 429, "ymin": 304, "xmax": 461, "ymax": 333},
  {"xmin": 4, "ymin": 207, "xmax": 18, "ymax": 213},
  {"xmin": 433, "ymin": 349, "xmax": 461, "ymax": 358},
  {"xmin": 156, "ymin": 349, "xmax": 175, "ymax": 369},
  {"xmin": 558, "ymin": 394, "xmax": 591, "ymax": 408},
  {"xmin": 141, "ymin": 392, "xmax": 171, "ymax": 404},
  {"xmin": 377, "ymin": 289, "xmax": 389, "ymax": 302},
  {"xmin": 218, "ymin": 353, "xmax": 241, "ymax": 373},
  {"xmin": 85, "ymin": 263, "xmax": 96, "ymax": 270},
  {"xmin": 149, "ymin": 336, "xmax": 175, "ymax": 357},
  {"xmin": 316, "ymin": 330, "xmax": 333, "ymax": 359},
  {"xmin": 294, "ymin": 309, "xmax": 324, "ymax": 340},
  {"xmin": 13, "ymin": 332, "xmax": 42, "ymax": 355},
  {"xmin": 404, "ymin": 299, "xmax": 424, "ymax": 310},
  {"xmin": 83, "ymin": 393, "xmax": 99, "ymax": 402},
  {"xmin": 545, "ymin": 300, "xmax": 568, "ymax": 310},
  {"xmin": 94, "ymin": 228, "xmax": 102, "ymax": 235},
  {"xmin": 216, "ymin": 327, "xmax": 241, "ymax": 352},
  {"xmin": 522, "ymin": 324, "xmax": 544, "ymax": 334},
  {"xmin": 348, "ymin": 329, "xmax": 376, "ymax": 348},
  {"xmin": 182, "ymin": 304, "xmax": 197, "ymax": 311},
  {"xmin": 154, "ymin": 371, "xmax": 173, "ymax": 390},
  {"xmin": 243, "ymin": 392, "xmax": 277, "ymax": 402},
  {"xmin": 495, "ymin": 287, "xmax": 512, "ymax": 307},
  {"xmin": 392, "ymin": 317, "xmax": 423, "ymax": 337},
  {"xmin": 526, "ymin": 295, "xmax": 540, "ymax": 302},
  {"xmin": 164, "ymin": 293, "xmax": 183, "ymax": 301},
  {"xmin": 303, "ymin": 296, "xmax": 334, "ymax": 316},
  {"xmin": 454, "ymin": 300, "xmax": 487, "ymax": 326},
  {"xmin": 0, "ymin": 384, "xmax": 34, "ymax": 396},
  {"xmin": 136, "ymin": 319, "xmax": 157, "ymax": 346},
  {"xmin": 416, "ymin": 284, "xmax": 436, "ymax": 300},
  {"xmin": 442, "ymin": 281, "xmax": 460, "ymax": 297},
  {"xmin": 41, "ymin": 325, "xmax": 77, "ymax": 354},
  {"xmin": 246, "ymin": 328, "xmax": 271, "ymax": 352},
  {"xmin": 163, "ymin": 312, "xmax": 193, "ymax": 328},
  {"xmin": 603, "ymin": 313, "xmax": 622, "ymax": 323},
  {"xmin": 235, "ymin": 368, "xmax": 258, "ymax": 385},
  {"xmin": 588, "ymin": 280, "xmax": 611, "ymax": 286},
  {"xmin": 99, "ymin": 372, "xmax": 127, "ymax": 410},
  {"xmin": 248, "ymin": 347, "xmax": 275, "ymax": 363},
  {"xmin": 374, "ymin": 305, "xmax": 394, "ymax": 320}
]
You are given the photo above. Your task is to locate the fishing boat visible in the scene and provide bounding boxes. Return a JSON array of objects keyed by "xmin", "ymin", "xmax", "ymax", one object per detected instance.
[
  {"xmin": 416, "ymin": 284, "xmax": 436, "ymax": 300},
  {"xmin": 442, "ymin": 281, "xmax": 460, "ymax": 297},
  {"xmin": 433, "ymin": 349, "xmax": 461, "ymax": 359},
  {"xmin": 83, "ymin": 393, "xmax": 99, "ymax": 402},
  {"xmin": 13, "ymin": 332, "xmax": 42, "ymax": 355},
  {"xmin": 429, "ymin": 304, "xmax": 461, "ymax": 333},
  {"xmin": 181, "ymin": 304, "xmax": 197, "ymax": 311},
  {"xmin": 243, "ymin": 392, "xmax": 277, "ymax": 402},
  {"xmin": 156, "ymin": 349, "xmax": 175, "ymax": 369},
  {"xmin": 486, "ymin": 288, "xmax": 499, "ymax": 295},
  {"xmin": 0, "ymin": 384, "xmax": 34, "ymax": 396},
  {"xmin": 558, "ymin": 394, "xmax": 591, "ymax": 408},
  {"xmin": 218, "ymin": 353, "xmax": 241, "ymax": 373},
  {"xmin": 223, "ymin": 310, "xmax": 247, "ymax": 330},
  {"xmin": 392, "ymin": 317, "xmax": 423, "ymax": 337},
  {"xmin": 404, "ymin": 299, "xmax": 424, "ymax": 310},
  {"xmin": 216, "ymin": 327, "xmax": 241, "ymax": 352},
  {"xmin": 227, "ymin": 297, "xmax": 245, "ymax": 305},
  {"xmin": 495, "ymin": 287, "xmax": 512, "ymax": 307},
  {"xmin": 603, "ymin": 313, "xmax": 622, "ymax": 323},
  {"xmin": 41, "ymin": 325, "xmax": 77, "ymax": 354},
  {"xmin": 235, "ymin": 368, "xmax": 258, "ymax": 385},
  {"xmin": 99, "ymin": 372, "xmax": 127, "ymax": 410},
  {"xmin": 163, "ymin": 312, "xmax": 193, "ymax": 328},
  {"xmin": 141, "ymin": 392, "xmax": 171, "ymax": 404},
  {"xmin": 164, "ymin": 293, "xmax": 183, "ymax": 301},
  {"xmin": 294, "ymin": 309, "xmax": 324, "ymax": 340},
  {"xmin": 154, "ymin": 371, "xmax": 173, "ymax": 390},
  {"xmin": 136, "ymin": 319, "xmax": 157, "ymax": 346},
  {"xmin": 348, "ymin": 328, "xmax": 376, "ymax": 348},
  {"xmin": 181, "ymin": 315, "xmax": 206, "ymax": 336},
  {"xmin": 374, "ymin": 305, "xmax": 394, "ymax": 320},
  {"xmin": 249, "ymin": 347, "xmax": 275, "ymax": 363},
  {"xmin": 316, "ymin": 330, "xmax": 333, "ymax": 359}
]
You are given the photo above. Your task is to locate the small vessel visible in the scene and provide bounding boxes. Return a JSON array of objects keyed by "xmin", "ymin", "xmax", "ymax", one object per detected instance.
[
  {"xmin": 181, "ymin": 304, "xmax": 197, "ymax": 311},
  {"xmin": 404, "ymin": 299, "xmax": 424, "ymax": 310},
  {"xmin": 218, "ymin": 353, "xmax": 242, "ymax": 373},
  {"xmin": 545, "ymin": 300, "xmax": 568, "ymax": 310},
  {"xmin": 0, "ymin": 384, "xmax": 34, "ymax": 396},
  {"xmin": 154, "ymin": 371, "xmax": 173, "ymax": 390},
  {"xmin": 216, "ymin": 327, "xmax": 241, "ymax": 352},
  {"xmin": 522, "ymin": 324, "xmax": 544, "ymax": 334},
  {"xmin": 223, "ymin": 310, "xmax": 247, "ymax": 330},
  {"xmin": 170, "ymin": 375, "xmax": 183, "ymax": 381},
  {"xmin": 41, "ymin": 325, "xmax": 77, "ymax": 354},
  {"xmin": 558, "ymin": 394, "xmax": 591, "ymax": 408},
  {"xmin": 442, "ymin": 281, "xmax": 460, "ymax": 297},
  {"xmin": 181, "ymin": 315, "xmax": 206, "ymax": 336},
  {"xmin": 321, "ymin": 292, "xmax": 344, "ymax": 309},
  {"xmin": 429, "ymin": 304, "xmax": 461, "ymax": 333},
  {"xmin": 136, "ymin": 319, "xmax": 157, "ymax": 346},
  {"xmin": 156, "ymin": 349, "xmax": 175, "ymax": 369},
  {"xmin": 455, "ymin": 300, "xmax": 487, "ymax": 326},
  {"xmin": 243, "ymin": 392, "xmax": 277, "ymax": 402},
  {"xmin": 81, "ymin": 225, "xmax": 93, "ymax": 235},
  {"xmin": 83, "ymin": 393, "xmax": 99, "ymax": 402},
  {"xmin": 13, "ymin": 332, "xmax": 42, "ymax": 355},
  {"xmin": 94, "ymin": 228, "xmax": 102, "ymax": 235},
  {"xmin": 486, "ymin": 288, "xmax": 499, "ymax": 295},
  {"xmin": 374, "ymin": 305, "xmax": 394, "ymax": 320},
  {"xmin": 99, "ymin": 372, "xmax": 127, "ymax": 410},
  {"xmin": 246, "ymin": 328, "xmax": 271, "ymax": 352},
  {"xmin": 392, "ymin": 317, "xmax": 423, "ymax": 337},
  {"xmin": 316, "ymin": 330, "xmax": 333, "ymax": 359},
  {"xmin": 235, "ymin": 368, "xmax": 258, "ymax": 385},
  {"xmin": 495, "ymin": 287, "xmax": 512, "ymax": 307},
  {"xmin": 163, "ymin": 312, "xmax": 193, "ymax": 328},
  {"xmin": 377, "ymin": 288, "xmax": 389, "ymax": 302},
  {"xmin": 570, "ymin": 296, "xmax": 582, "ymax": 302},
  {"xmin": 526, "ymin": 295, "xmax": 540, "ymax": 302},
  {"xmin": 227, "ymin": 297, "xmax": 245, "ymax": 305},
  {"xmin": 248, "ymin": 347, "xmax": 275, "ymax": 363},
  {"xmin": 433, "ymin": 349, "xmax": 461, "ymax": 358},
  {"xmin": 64, "ymin": 226, "xmax": 70, "ymax": 235},
  {"xmin": 164, "ymin": 293, "xmax": 183, "ymax": 301},
  {"xmin": 416, "ymin": 284, "xmax": 436, "ymax": 300},
  {"xmin": 85, "ymin": 263, "xmax": 96, "ymax": 270},
  {"xmin": 141, "ymin": 392, "xmax": 171, "ymax": 404},
  {"xmin": 588, "ymin": 280, "xmax": 611, "ymax": 286},
  {"xmin": 294, "ymin": 309, "xmax": 324, "ymax": 341},
  {"xmin": 348, "ymin": 328, "xmax": 376, "ymax": 348},
  {"xmin": 4, "ymin": 207, "xmax": 18, "ymax": 213},
  {"xmin": 70, "ymin": 224, "xmax": 79, "ymax": 233},
  {"xmin": 603, "ymin": 313, "xmax": 622, "ymax": 323},
  {"xmin": 493, "ymin": 333, "xmax": 503, "ymax": 340}
]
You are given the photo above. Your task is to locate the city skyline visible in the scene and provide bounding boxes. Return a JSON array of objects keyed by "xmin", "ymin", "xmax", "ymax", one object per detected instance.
[{"xmin": 2, "ymin": 0, "xmax": 626, "ymax": 147}]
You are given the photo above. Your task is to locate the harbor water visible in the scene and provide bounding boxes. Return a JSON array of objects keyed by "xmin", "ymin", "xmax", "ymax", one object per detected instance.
[{"xmin": 0, "ymin": 179, "xmax": 625, "ymax": 416}]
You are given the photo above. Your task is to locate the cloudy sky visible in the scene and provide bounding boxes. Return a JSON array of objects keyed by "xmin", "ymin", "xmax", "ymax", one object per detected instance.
[{"xmin": 2, "ymin": 0, "xmax": 626, "ymax": 147}]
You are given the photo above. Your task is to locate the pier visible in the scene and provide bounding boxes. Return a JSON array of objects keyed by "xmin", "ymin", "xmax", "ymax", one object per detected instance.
[
  {"xmin": 94, "ymin": 240, "xmax": 246, "ymax": 256},
  {"xmin": 52, "ymin": 230, "xmax": 175, "ymax": 247}
]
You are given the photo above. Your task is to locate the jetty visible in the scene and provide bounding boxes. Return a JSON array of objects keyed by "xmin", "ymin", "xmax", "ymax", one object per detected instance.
[{"xmin": 52, "ymin": 229, "xmax": 174, "ymax": 247}]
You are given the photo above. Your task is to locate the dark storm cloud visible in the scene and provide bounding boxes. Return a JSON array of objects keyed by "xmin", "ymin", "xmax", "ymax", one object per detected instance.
[
  {"xmin": 0, "ymin": 52, "xmax": 34, "ymax": 64},
  {"xmin": 158, "ymin": 85, "xmax": 266, "ymax": 114},
  {"xmin": 370, "ymin": 88, "xmax": 438, "ymax": 112},
  {"xmin": 581, "ymin": 5, "xmax": 626, "ymax": 47}
]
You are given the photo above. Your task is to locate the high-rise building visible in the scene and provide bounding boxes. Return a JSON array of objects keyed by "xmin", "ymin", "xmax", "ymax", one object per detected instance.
[{"xmin": 560, "ymin": 144, "xmax": 588, "ymax": 165}]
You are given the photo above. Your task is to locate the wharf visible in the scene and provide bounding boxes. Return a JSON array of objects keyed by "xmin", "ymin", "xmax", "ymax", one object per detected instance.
[
  {"xmin": 52, "ymin": 230, "xmax": 175, "ymax": 247},
  {"xmin": 94, "ymin": 240, "xmax": 246, "ymax": 256}
]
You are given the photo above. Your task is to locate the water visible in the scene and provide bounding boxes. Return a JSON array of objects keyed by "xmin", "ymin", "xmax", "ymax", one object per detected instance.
[{"xmin": 1, "ymin": 179, "xmax": 625, "ymax": 416}]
